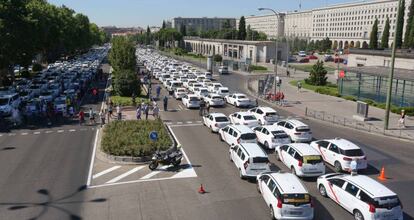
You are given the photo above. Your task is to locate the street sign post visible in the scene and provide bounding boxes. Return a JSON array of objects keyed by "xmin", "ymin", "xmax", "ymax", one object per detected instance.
[{"xmin": 149, "ymin": 131, "xmax": 158, "ymax": 142}]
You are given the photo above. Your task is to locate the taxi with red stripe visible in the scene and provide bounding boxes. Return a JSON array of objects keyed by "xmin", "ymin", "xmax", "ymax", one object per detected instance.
[
  {"xmin": 317, "ymin": 173, "xmax": 403, "ymax": 220},
  {"xmin": 310, "ymin": 138, "xmax": 368, "ymax": 173}
]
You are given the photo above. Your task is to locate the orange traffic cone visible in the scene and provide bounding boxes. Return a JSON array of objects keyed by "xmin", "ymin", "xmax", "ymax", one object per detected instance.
[
  {"xmin": 198, "ymin": 184, "xmax": 206, "ymax": 194},
  {"xmin": 378, "ymin": 166, "xmax": 386, "ymax": 181}
]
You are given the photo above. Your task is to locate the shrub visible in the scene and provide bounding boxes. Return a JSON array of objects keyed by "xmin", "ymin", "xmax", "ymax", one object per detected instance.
[
  {"xmin": 249, "ymin": 65, "xmax": 268, "ymax": 71},
  {"xmin": 20, "ymin": 70, "xmax": 31, "ymax": 78},
  {"xmin": 113, "ymin": 69, "xmax": 140, "ymax": 96},
  {"xmin": 307, "ymin": 60, "xmax": 328, "ymax": 86},
  {"xmin": 213, "ymin": 54, "xmax": 223, "ymax": 63},
  {"xmin": 343, "ymin": 96, "xmax": 357, "ymax": 101},
  {"xmin": 101, "ymin": 120, "xmax": 172, "ymax": 157},
  {"xmin": 111, "ymin": 96, "xmax": 149, "ymax": 107}
]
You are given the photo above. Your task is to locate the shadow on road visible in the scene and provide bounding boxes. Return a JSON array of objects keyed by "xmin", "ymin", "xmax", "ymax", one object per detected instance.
[{"xmin": 0, "ymin": 185, "xmax": 106, "ymax": 220}]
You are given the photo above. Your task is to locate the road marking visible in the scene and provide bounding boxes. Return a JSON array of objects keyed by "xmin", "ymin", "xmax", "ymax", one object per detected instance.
[
  {"xmin": 176, "ymin": 122, "xmax": 183, "ymax": 124},
  {"xmin": 196, "ymin": 121, "xmax": 202, "ymax": 123},
  {"xmin": 33, "ymin": 132, "xmax": 41, "ymax": 135},
  {"xmin": 69, "ymin": 129, "xmax": 76, "ymax": 132},
  {"xmin": 21, "ymin": 133, "xmax": 28, "ymax": 136},
  {"xmin": 169, "ymin": 123, "xmax": 203, "ymax": 128},
  {"xmin": 186, "ymin": 121, "xmax": 193, "ymax": 124},
  {"xmin": 178, "ymin": 105, "xmax": 184, "ymax": 110},
  {"xmin": 172, "ymin": 166, "xmax": 197, "ymax": 178},
  {"xmin": 86, "ymin": 129, "xmax": 99, "ymax": 187},
  {"xmin": 45, "ymin": 130, "xmax": 53, "ymax": 134},
  {"xmin": 92, "ymin": 166, "xmax": 121, "ymax": 179},
  {"xmin": 57, "ymin": 130, "xmax": 64, "ymax": 133},
  {"xmin": 106, "ymin": 166, "xmax": 145, "ymax": 184},
  {"xmin": 165, "ymin": 122, "xmax": 173, "ymax": 125},
  {"xmin": 0, "ymin": 134, "xmax": 2, "ymax": 137},
  {"xmin": 140, "ymin": 165, "xmax": 169, "ymax": 180},
  {"xmin": 8, "ymin": 133, "xmax": 16, "ymax": 136}
]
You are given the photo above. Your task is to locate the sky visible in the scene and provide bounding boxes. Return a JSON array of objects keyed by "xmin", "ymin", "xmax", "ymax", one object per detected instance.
[{"xmin": 48, "ymin": 0, "xmax": 363, "ymax": 27}]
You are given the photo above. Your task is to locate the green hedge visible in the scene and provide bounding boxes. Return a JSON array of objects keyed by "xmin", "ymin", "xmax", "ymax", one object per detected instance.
[
  {"xmin": 290, "ymin": 80, "xmax": 339, "ymax": 97},
  {"xmin": 111, "ymin": 96, "xmax": 149, "ymax": 107},
  {"xmin": 249, "ymin": 65, "xmax": 268, "ymax": 71},
  {"xmin": 101, "ymin": 120, "xmax": 172, "ymax": 157}
]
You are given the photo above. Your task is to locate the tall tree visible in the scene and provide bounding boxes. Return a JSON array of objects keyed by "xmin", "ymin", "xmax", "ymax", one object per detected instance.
[
  {"xmin": 369, "ymin": 19, "xmax": 379, "ymax": 49},
  {"xmin": 179, "ymin": 25, "xmax": 187, "ymax": 37},
  {"xmin": 238, "ymin": 16, "xmax": 246, "ymax": 40},
  {"xmin": 408, "ymin": 17, "xmax": 414, "ymax": 48},
  {"xmin": 404, "ymin": 0, "xmax": 414, "ymax": 48},
  {"xmin": 246, "ymin": 25, "xmax": 252, "ymax": 40},
  {"xmin": 307, "ymin": 61, "xmax": 328, "ymax": 86},
  {"xmin": 395, "ymin": 0, "xmax": 405, "ymax": 48},
  {"xmin": 146, "ymin": 26, "xmax": 151, "ymax": 45},
  {"xmin": 381, "ymin": 17, "xmax": 390, "ymax": 48},
  {"xmin": 162, "ymin": 20, "xmax": 166, "ymax": 29}
]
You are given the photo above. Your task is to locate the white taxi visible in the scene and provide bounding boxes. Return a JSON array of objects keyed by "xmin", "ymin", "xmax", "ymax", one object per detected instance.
[
  {"xmin": 253, "ymin": 126, "xmax": 291, "ymax": 150},
  {"xmin": 229, "ymin": 112, "xmax": 260, "ymax": 128},
  {"xmin": 248, "ymin": 106, "xmax": 279, "ymax": 125},
  {"xmin": 203, "ymin": 113, "xmax": 230, "ymax": 132}
]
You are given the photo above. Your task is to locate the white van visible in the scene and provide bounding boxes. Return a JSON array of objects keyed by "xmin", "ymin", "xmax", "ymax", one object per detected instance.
[
  {"xmin": 229, "ymin": 143, "xmax": 270, "ymax": 179},
  {"xmin": 275, "ymin": 119, "xmax": 312, "ymax": 143},
  {"xmin": 257, "ymin": 172, "xmax": 314, "ymax": 220},
  {"xmin": 219, "ymin": 124, "xmax": 257, "ymax": 146},
  {"xmin": 276, "ymin": 143, "xmax": 325, "ymax": 177}
]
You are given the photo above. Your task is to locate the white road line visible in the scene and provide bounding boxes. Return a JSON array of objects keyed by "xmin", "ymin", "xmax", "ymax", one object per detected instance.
[
  {"xmin": 178, "ymin": 105, "xmax": 184, "ymax": 110},
  {"xmin": 69, "ymin": 129, "xmax": 76, "ymax": 132},
  {"xmin": 80, "ymin": 128, "xmax": 88, "ymax": 131},
  {"xmin": 176, "ymin": 122, "xmax": 183, "ymax": 124},
  {"xmin": 139, "ymin": 165, "xmax": 169, "ymax": 180},
  {"xmin": 196, "ymin": 121, "xmax": 202, "ymax": 123},
  {"xmin": 86, "ymin": 129, "xmax": 99, "ymax": 187},
  {"xmin": 8, "ymin": 133, "xmax": 16, "ymax": 136},
  {"xmin": 169, "ymin": 123, "xmax": 203, "ymax": 128},
  {"xmin": 92, "ymin": 166, "xmax": 121, "ymax": 179},
  {"xmin": 0, "ymin": 134, "xmax": 2, "ymax": 137},
  {"xmin": 33, "ymin": 132, "xmax": 41, "ymax": 135},
  {"xmin": 21, "ymin": 133, "xmax": 28, "ymax": 136},
  {"xmin": 186, "ymin": 121, "xmax": 193, "ymax": 124},
  {"xmin": 106, "ymin": 166, "xmax": 144, "ymax": 184},
  {"xmin": 45, "ymin": 131, "xmax": 53, "ymax": 134},
  {"xmin": 57, "ymin": 130, "xmax": 64, "ymax": 133},
  {"xmin": 165, "ymin": 122, "xmax": 173, "ymax": 125}
]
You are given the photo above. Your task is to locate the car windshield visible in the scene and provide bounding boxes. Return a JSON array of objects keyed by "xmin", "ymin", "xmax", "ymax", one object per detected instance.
[
  {"xmin": 282, "ymin": 194, "xmax": 311, "ymax": 205},
  {"xmin": 303, "ymin": 155, "xmax": 323, "ymax": 164},
  {"xmin": 265, "ymin": 112, "xmax": 277, "ymax": 117},
  {"xmin": 373, "ymin": 196, "xmax": 401, "ymax": 209},
  {"xmin": 341, "ymin": 149, "xmax": 364, "ymax": 157},
  {"xmin": 243, "ymin": 115, "xmax": 256, "ymax": 120},
  {"xmin": 215, "ymin": 117, "xmax": 228, "ymax": 122},
  {"xmin": 271, "ymin": 130, "xmax": 289, "ymax": 138},
  {"xmin": 212, "ymin": 96, "xmax": 222, "ymax": 100},
  {"xmin": 252, "ymin": 157, "xmax": 269, "ymax": 163},
  {"xmin": 40, "ymin": 92, "xmax": 51, "ymax": 96},
  {"xmin": 0, "ymin": 98, "xmax": 9, "ymax": 105},
  {"xmin": 189, "ymin": 97, "xmax": 199, "ymax": 101},
  {"xmin": 240, "ymin": 133, "xmax": 256, "ymax": 140},
  {"xmin": 221, "ymin": 89, "xmax": 229, "ymax": 93},
  {"xmin": 237, "ymin": 95, "xmax": 247, "ymax": 99},
  {"xmin": 296, "ymin": 126, "xmax": 310, "ymax": 132}
]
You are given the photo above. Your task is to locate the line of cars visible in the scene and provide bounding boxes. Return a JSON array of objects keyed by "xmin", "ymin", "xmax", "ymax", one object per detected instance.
[
  {"xmin": 139, "ymin": 48, "xmax": 403, "ymax": 220},
  {"xmin": 0, "ymin": 45, "xmax": 109, "ymax": 120}
]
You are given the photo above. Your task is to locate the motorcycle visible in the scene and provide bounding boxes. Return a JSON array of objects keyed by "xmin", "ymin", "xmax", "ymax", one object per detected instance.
[{"xmin": 148, "ymin": 148, "xmax": 183, "ymax": 170}]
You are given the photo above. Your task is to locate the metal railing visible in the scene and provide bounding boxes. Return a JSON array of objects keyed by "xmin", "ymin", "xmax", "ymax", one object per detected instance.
[{"xmin": 305, "ymin": 107, "xmax": 414, "ymax": 140}]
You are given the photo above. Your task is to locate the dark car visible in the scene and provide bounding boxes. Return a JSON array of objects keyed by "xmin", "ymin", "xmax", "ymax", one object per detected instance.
[
  {"xmin": 324, "ymin": 55, "xmax": 334, "ymax": 62},
  {"xmin": 299, "ymin": 58, "xmax": 310, "ymax": 63}
]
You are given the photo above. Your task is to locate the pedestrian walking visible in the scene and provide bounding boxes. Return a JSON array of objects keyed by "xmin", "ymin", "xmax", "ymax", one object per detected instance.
[
  {"xmin": 68, "ymin": 106, "xmax": 74, "ymax": 118},
  {"xmin": 136, "ymin": 104, "xmax": 142, "ymax": 120},
  {"xmin": 199, "ymin": 98, "xmax": 206, "ymax": 116},
  {"xmin": 206, "ymin": 102, "xmax": 211, "ymax": 114},
  {"xmin": 153, "ymin": 104, "xmax": 160, "ymax": 119},
  {"xmin": 116, "ymin": 105, "xmax": 122, "ymax": 121},
  {"xmin": 280, "ymin": 92, "xmax": 285, "ymax": 106},
  {"xmin": 399, "ymin": 110, "xmax": 406, "ymax": 128},
  {"xmin": 100, "ymin": 110, "xmax": 106, "ymax": 127},
  {"xmin": 350, "ymin": 158, "xmax": 358, "ymax": 176},
  {"xmin": 79, "ymin": 110, "xmax": 85, "ymax": 125},
  {"xmin": 144, "ymin": 103, "xmax": 150, "ymax": 120},
  {"xmin": 108, "ymin": 103, "xmax": 113, "ymax": 118},
  {"xmin": 297, "ymin": 81, "xmax": 302, "ymax": 92},
  {"xmin": 163, "ymin": 96, "xmax": 168, "ymax": 111},
  {"xmin": 286, "ymin": 70, "xmax": 290, "ymax": 77},
  {"xmin": 156, "ymin": 85, "xmax": 161, "ymax": 100},
  {"xmin": 89, "ymin": 108, "xmax": 96, "ymax": 125},
  {"xmin": 255, "ymin": 98, "xmax": 259, "ymax": 107}
]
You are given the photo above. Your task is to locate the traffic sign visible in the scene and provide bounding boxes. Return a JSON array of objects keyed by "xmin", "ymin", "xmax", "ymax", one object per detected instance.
[
  {"xmin": 149, "ymin": 131, "xmax": 158, "ymax": 141},
  {"xmin": 339, "ymin": 70, "xmax": 345, "ymax": 78}
]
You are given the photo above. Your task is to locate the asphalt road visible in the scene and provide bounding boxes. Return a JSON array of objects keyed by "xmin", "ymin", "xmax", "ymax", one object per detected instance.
[
  {"xmin": 77, "ymin": 72, "xmax": 414, "ymax": 220},
  {"xmin": 0, "ymin": 71, "xmax": 108, "ymax": 220}
]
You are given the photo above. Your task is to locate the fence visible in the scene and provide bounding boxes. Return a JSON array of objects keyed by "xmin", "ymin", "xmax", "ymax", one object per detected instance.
[{"xmin": 305, "ymin": 107, "xmax": 414, "ymax": 140}]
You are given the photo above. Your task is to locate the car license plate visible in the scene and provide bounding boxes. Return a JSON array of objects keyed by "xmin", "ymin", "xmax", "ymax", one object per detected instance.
[{"xmin": 289, "ymin": 211, "xmax": 302, "ymax": 215}]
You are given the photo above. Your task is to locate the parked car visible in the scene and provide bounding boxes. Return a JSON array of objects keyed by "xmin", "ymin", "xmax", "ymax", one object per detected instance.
[
  {"xmin": 310, "ymin": 138, "xmax": 368, "ymax": 172},
  {"xmin": 275, "ymin": 119, "xmax": 312, "ymax": 143},
  {"xmin": 253, "ymin": 126, "xmax": 291, "ymax": 150},
  {"xmin": 324, "ymin": 55, "xmax": 334, "ymax": 62},
  {"xmin": 257, "ymin": 172, "xmax": 314, "ymax": 220},
  {"xmin": 229, "ymin": 143, "xmax": 270, "ymax": 179},
  {"xmin": 173, "ymin": 88, "xmax": 187, "ymax": 100},
  {"xmin": 204, "ymin": 94, "xmax": 225, "ymax": 107},
  {"xmin": 298, "ymin": 51, "xmax": 307, "ymax": 57},
  {"xmin": 308, "ymin": 55, "xmax": 318, "ymax": 60},
  {"xmin": 215, "ymin": 87, "xmax": 230, "ymax": 98},
  {"xmin": 219, "ymin": 124, "xmax": 257, "ymax": 146},
  {"xmin": 248, "ymin": 106, "xmax": 279, "ymax": 125},
  {"xmin": 0, "ymin": 93, "xmax": 21, "ymax": 116},
  {"xmin": 181, "ymin": 94, "xmax": 200, "ymax": 109},
  {"xmin": 225, "ymin": 93, "xmax": 254, "ymax": 107},
  {"xmin": 299, "ymin": 58, "xmax": 310, "ymax": 63},
  {"xmin": 317, "ymin": 173, "xmax": 403, "ymax": 220},
  {"xmin": 203, "ymin": 112, "xmax": 231, "ymax": 132},
  {"xmin": 229, "ymin": 112, "xmax": 260, "ymax": 128},
  {"xmin": 219, "ymin": 66, "xmax": 229, "ymax": 74}
]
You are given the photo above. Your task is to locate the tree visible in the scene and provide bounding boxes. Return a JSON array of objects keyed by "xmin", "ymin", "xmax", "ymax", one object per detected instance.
[
  {"xmin": 238, "ymin": 16, "xmax": 246, "ymax": 40},
  {"xmin": 109, "ymin": 36, "xmax": 137, "ymax": 72},
  {"xmin": 222, "ymin": 19, "xmax": 232, "ymax": 29},
  {"xmin": 369, "ymin": 19, "xmax": 379, "ymax": 49},
  {"xmin": 381, "ymin": 17, "xmax": 390, "ymax": 48},
  {"xmin": 113, "ymin": 69, "xmax": 140, "ymax": 97},
  {"xmin": 306, "ymin": 61, "xmax": 328, "ymax": 86},
  {"xmin": 162, "ymin": 20, "xmax": 166, "ymax": 29},
  {"xmin": 146, "ymin": 26, "xmax": 151, "ymax": 45},
  {"xmin": 213, "ymin": 54, "xmax": 222, "ymax": 64},
  {"xmin": 396, "ymin": 0, "xmax": 405, "ymax": 48},
  {"xmin": 404, "ymin": 0, "xmax": 414, "ymax": 48},
  {"xmin": 179, "ymin": 25, "xmax": 187, "ymax": 37}
]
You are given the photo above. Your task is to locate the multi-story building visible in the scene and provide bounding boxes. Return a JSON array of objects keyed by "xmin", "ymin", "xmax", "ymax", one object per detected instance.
[
  {"xmin": 239, "ymin": 14, "xmax": 285, "ymax": 39},
  {"xmin": 171, "ymin": 17, "xmax": 236, "ymax": 33},
  {"xmin": 242, "ymin": 0, "xmax": 412, "ymax": 49}
]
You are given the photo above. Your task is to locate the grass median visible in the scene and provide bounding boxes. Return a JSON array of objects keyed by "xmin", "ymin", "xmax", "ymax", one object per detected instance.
[
  {"xmin": 290, "ymin": 64, "xmax": 336, "ymax": 73},
  {"xmin": 110, "ymin": 96, "xmax": 150, "ymax": 107},
  {"xmin": 101, "ymin": 120, "xmax": 172, "ymax": 157},
  {"xmin": 289, "ymin": 80, "xmax": 339, "ymax": 97}
]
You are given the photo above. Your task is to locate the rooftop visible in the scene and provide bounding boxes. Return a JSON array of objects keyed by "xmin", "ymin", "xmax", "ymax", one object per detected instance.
[{"xmin": 184, "ymin": 37, "xmax": 278, "ymax": 46}]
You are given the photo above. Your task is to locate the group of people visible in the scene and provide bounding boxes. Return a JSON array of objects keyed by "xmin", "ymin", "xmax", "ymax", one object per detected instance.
[
  {"xmin": 135, "ymin": 101, "xmax": 160, "ymax": 120},
  {"xmin": 198, "ymin": 98, "xmax": 211, "ymax": 116}
]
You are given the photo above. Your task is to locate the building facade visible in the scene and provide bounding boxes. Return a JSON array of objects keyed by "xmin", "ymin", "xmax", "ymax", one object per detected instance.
[
  {"xmin": 242, "ymin": 0, "xmax": 412, "ymax": 49},
  {"xmin": 171, "ymin": 17, "xmax": 236, "ymax": 33},
  {"xmin": 240, "ymin": 14, "xmax": 285, "ymax": 39},
  {"xmin": 183, "ymin": 37, "xmax": 287, "ymax": 64},
  {"xmin": 348, "ymin": 49, "xmax": 414, "ymax": 70}
]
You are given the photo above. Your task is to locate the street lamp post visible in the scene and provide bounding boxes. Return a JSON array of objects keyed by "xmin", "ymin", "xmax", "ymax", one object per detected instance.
[
  {"xmin": 384, "ymin": 0, "xmax": 402, "ymax": 130},
  {"xmin": 258, "ymin": 8, "xmax": 280, "ymax": 98}
]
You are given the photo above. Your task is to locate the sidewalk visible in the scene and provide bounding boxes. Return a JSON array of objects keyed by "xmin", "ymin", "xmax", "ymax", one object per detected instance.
[{"xmin": 244, "ymin": 67, "xmax": 414, "ymax": 141}]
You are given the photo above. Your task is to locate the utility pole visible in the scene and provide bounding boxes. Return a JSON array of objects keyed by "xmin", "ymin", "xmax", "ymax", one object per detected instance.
[{"xmin": 384, "ymin": 0, "xmax": 402, "ymax": 130}]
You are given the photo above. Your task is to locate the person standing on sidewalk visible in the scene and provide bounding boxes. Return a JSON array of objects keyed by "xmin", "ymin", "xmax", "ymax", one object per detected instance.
[
  {"xmin": 156, "ymin": 85, "xmax": 161, "ymax": 100},
  {"xmin": 99, "ymin": 110, "xmax": 106, "ymax": 127},
  {"xmin": 399, "ymin": 110, "xmax": 406, "ymax": 128},
  {"xmin": 79, "ymin": 110, "xmax": 85, "ymax": 125},
  {"xmin": 163, "ymin": 96, "xmax": 168, "ymax": 112},
  {"xmin": 144, "ymin": 103, "xmax": 150, "ymax": 120},
  {"xmin": 136, "ymin": 104, "xmax": 142, "ymax": 120},
  {"xmin": 116, "ymin": 105, "xmax": 122, "ymax": 121},
  {"xmin": 153, "ymin": 104, "xmax": 160, "ymax": 119},
  {"xmin": 297, "ymin": 81, "xmax": 302, "ymax": 92}
]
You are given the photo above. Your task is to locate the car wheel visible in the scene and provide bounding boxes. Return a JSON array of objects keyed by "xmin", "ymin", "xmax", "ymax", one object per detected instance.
[
  {"xmin": 234, "ymin": 102, "xmax": 237, "ymax": 107},
  {"xmin": 219, "ymin": 134, "xmax": 224, "ymax": 142},
  {"xmin": 334, "ymin": 161, "xmax": 343, "ymax": 173},
  {"xmin": 291, "ymin": 166, "xmax": 297, "ymax": 175},
  {"xmin": 269, "ymin": 205, "xmax": 276, "ymax": 220},
  {"xmin": 210, "ymin": 126, "xmax": 214, "ymax": 133},
  {"xmin": 229, "ymin": 152, "xmax": 233, "ymax": 162},
  {"xmin": 264, "ymin": 141, "xmax": 270, "ymax": 149},
  {"xmin": 239, "ymin": 169, "xmax": 245, "ymax": 179},
  {"xmin": 259, "ymin": 119, "xmax": 263, "ymax": 125},
  {"xmin": 257, "ymin": 182, "xmax": 261, "ymax": 194},
  {"xmin": 354, "ymin": 210, "xmax": 364, "ymax": 220},
  {"xmin": 319, "ymin": 185, "xmax": 327, "ymax": 197},
  {"xmin": 275, "ymin": 151, "xmax": 281, "ymax": 161}
]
